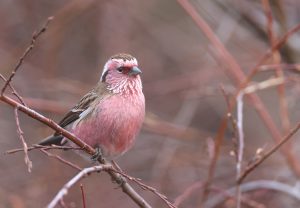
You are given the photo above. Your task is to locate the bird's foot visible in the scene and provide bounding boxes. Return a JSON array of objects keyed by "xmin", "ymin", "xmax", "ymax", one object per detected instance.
[{"xmin": 91, "ymin": 147, "xmax": 105, "ymax": 163}]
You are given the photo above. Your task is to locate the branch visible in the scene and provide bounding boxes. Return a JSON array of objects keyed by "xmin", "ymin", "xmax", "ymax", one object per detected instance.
[
  {"xmin": 48, "ymin": 165, "xmax": 113, "ymax": 208},
  {"xmin": 174, "ymin": 181, "xmax": 265, "ymax": 208},
  {"xmin": 235, "ymin": 92, "xmax": 245, "ymax": 208},
  {"xmin": 205, "ymin": 180, "xmax": 300, "ymax": 208},
  {"xmin": 115, "ymin": 169, "xmax": 176, "ymax": 208},
  {"xmin": 80, "ymin": 184, "xmax": 86, "ymax": 208},
  {"xmin": 5, "ymin": 144, "xmax": 82, "ymax": 154},
  {"xmin": 14, "ymin": 107, "xmax": 32, "ymax": 172},
  {"xmin": 39, "ymin": 148, "xmax": 82, "ymax": 171},
  {"xmin": 237, "ymin": 122, "xmax": 300, "ymax": 183},
  {"xmin": 1, "ymin": 16, "xmax": 54, "ymax": 95},
  {"xmin": 0, "ymin": 74, "xmax": 26, "ymax": 105}
]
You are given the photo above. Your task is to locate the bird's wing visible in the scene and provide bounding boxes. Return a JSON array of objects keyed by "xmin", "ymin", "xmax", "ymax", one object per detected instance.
[
  {"xmin": 57, "ymin": 91, "xmax": 99, "ymax": 129},
  {"xmin": 58, "ymin": 81, "xmax": 110, "ymax": 129},
  {"xmin": 39, "ymin": 91, "xmax": 99, "ymax": 146},
  {"xmin": 39, "ymin": 82, "xmax": 109, "ymax": 146}
]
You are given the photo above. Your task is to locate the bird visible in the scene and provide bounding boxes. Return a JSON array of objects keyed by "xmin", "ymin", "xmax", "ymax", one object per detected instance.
[{"xmin": 39, "ymin": 53, "xmax": 145, "ymax": 159}]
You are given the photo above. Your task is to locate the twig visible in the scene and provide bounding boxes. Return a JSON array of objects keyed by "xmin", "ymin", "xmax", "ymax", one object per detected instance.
[
  {"xmin": 235, "ymin": 92, "xmax": 245, "ymax": 208},
  {"xmin": 241, "ymin": 21, "xmax": 300, "ymax": 90},
  {"xmin": 1, "ymin": 16, "xmax": 54, "ymax": 95},
  {"xmin": 209, "ymin": 185, "xmax": 266, "ymax": 208},
  {"xmin": 174, "ymin": 181, "xmax": 203, "ymax": 206},
  {"xmin": 219, "ymin": 86, "xmax": 238, "ymax": 161},
  {"xmin": 14, "ymin": 107, "xmax": 32, "ymax": 172},
  {"xmin": 39, "ymin": 148, "xmax": 82, "ymax": 171},
  {"xmin": 5, "ymin": 144, "xmax": 82, "ymax": 154},
  {"xmin": 48, "ymin": 165, "xmax": 113, "ymax": 208},
  {"xmin": 80, "ymin": 184, "xmax": 86, "ymax": 208},
  {"xmin": 262, "ymin": 0, "xmax": 290, "ymax": 133},
  {"xmin": 0, "ymin": 74, "xmax": 26, "ymax": 106},
  {"xmin": 205, "ymin": 180, "xmax": 300, "ymax": 208},
  {"xmin": 238, "ymin": 122, "xmax": 300, "ymax": 183},
  {"xmin": 117, "ymin": 171, "xmax": 176, "ymax": 208},
  {"xmin": 59, "ymin": 199, "xmax": 67, "ymax": 208},
  {"xmin": 112, "ymin": 161, "xmax": 176, "ymax": 208},
  {"xmin": 174, "ymin": 180, "xmax": 265, "ymax": 208},
  {"xmin": 259, "ymin": 63, "xmax": 300, "ymax": 72}
]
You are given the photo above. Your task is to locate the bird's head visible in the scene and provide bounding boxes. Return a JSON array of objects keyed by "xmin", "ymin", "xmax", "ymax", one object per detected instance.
[{"xmin": 100, "ymin": 53, "xmax": 143, "ymax": 95}]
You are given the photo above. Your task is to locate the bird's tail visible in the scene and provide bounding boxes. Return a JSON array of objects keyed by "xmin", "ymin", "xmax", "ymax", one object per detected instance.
[{"xmin": 38, "ymin": 135, "xmax": 64, "ymax": 146}]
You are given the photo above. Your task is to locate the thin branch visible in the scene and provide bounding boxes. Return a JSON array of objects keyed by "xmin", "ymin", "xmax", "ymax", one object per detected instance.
[
  {"xmin": 118, "ymin": 171, "xmax": 176, "ymax": 208},
  {"xmin": 241, "ymin": 21, "xmax": 300, "ymax": 91},
  {"xmin": 0, "ymin": 74, "xmax": 26, "ymax": 105},
  {"xmin": 1, "ymin": 16, "xmax": 54, "ymax": 95},
  {"xmin": 262, "ymin": 0, "xmax": 290, "ymax": 133},
  {"xmin": 205, "ymin": 180, "xmax": 300, "ymax": 208},
  {"xmin": 174, "ymin": 181, "xmax": 203, "ymax": 206},
  {"xmin": 174, "ymin": 180, "xmax": 265, "ymax": 208},
  {"xmin": 219, "ymin": 86, "xmax": 238, "ymax": 161},
  {"xmin": 259, "ymin": 63, "xmax": 300, "ymax": 72},
  {"xmin": 235, "ymin": 92, "xmax": 245, "ymax": 208},
  {"xmin": 14, "ymin": 107, "xmax": 32, "ymax": 172},
  {"xmin": 59, "ymin": 199, "xmax": 67, "ymax": 208},
  {"xmin": 39, "ymin": 148, "xmax": 82, "ymax": 171},
  {"xmin": 112, "ymin": 161, "xmax": 176, "ymax": 208},
  {"xmin": 80, "ymin": 184, "xmax": 86, "ymax": 208},
  {"xmin": 5, "ymin": 144, "xmax": 82, "ymax": 154},
  {"xmin": 48, "ymin": 165, "xmax": 113, "ymax": 208},
  {"xmin": 238, "ymin": 122, "xmax": 300, "ymax": 183}
]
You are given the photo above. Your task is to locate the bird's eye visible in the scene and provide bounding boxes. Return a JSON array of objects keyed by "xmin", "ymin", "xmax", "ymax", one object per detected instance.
[{"xmin": 117, "ymin": 67, "xmax": 125, "ymax": 73}]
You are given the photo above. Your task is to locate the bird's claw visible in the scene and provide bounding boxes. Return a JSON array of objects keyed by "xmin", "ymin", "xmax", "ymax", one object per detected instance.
[{"xmin": 91, "ymin": 147, "xmax": 104, "ymax": 163}]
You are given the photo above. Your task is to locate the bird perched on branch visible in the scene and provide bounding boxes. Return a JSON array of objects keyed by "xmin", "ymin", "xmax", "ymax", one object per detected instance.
[{"xmin": 39, "ymin": 53, "xmax": 145, "ymax": 159}]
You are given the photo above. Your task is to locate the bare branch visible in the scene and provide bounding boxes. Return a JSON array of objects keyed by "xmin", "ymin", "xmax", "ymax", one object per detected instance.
[
  {"xmin": 5, "ymin": 144, "xmax": 82, "ymax": 154},
  {"xmin": 117, "ymin": 170, "xmax": 176, "ymax": 208},
  {"xmin": 80, "ymin": 184, "xmax": 86, "ymax": 208},
  {"xmin": 235, "ymin": 92, "xmax": 245, "ymax": 208},
  {"xmin": 39, "ymin": 148, "xmax": 82, "ymax": 171},
  {"xmin": 0, "ymin": 74, "xmax": 26, "ymax": 105},
  {"xmin": 48, "ymin": 165, "xmax": 113, "ymax": 208},
  {"xmin": 238, "ymin": 122, "xmax": 300, "ymax": 183},
  {"xmin": 261, "ymin": 0, "xmax": 290, "ymax": 133},
  {"xmin": 205, "ymin": 180, "xmax": 300, "ymax": 208},
  {"xmin": 112, "ymin": 161, "xmax": 175, "ymax": 208},
  {"xmin": 1, "ymin": 16, "xmax": 54, "ymax": 95},
  {"xmin": 174, "ymin": 181, "xmax": 203, "ymax": 206},
  {"xmin": 14, "ymin": 107, "xmax": 32, "ymax": 172}
]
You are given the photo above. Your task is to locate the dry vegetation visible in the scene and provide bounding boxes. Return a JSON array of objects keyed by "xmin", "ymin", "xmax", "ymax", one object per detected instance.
[{"xmin": 1, "ymin": 0, "xmax": 300, "ymax": 207}]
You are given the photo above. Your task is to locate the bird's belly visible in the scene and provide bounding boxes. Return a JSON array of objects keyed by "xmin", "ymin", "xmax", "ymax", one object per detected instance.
[{"xmin": 72, "ymin": 101, "xmax": 144, "ymax": 158}]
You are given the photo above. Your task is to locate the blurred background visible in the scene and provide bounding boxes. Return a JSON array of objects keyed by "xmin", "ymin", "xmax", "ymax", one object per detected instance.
[{"xmin": 1, "ymin": 0, "xmax": 300, "ymax": 207}]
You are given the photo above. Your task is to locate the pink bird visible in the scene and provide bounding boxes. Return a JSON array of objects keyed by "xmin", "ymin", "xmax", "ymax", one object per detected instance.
[{"xmin": 39, "ymin": 53, "xmax": 145, "ymax": 159}]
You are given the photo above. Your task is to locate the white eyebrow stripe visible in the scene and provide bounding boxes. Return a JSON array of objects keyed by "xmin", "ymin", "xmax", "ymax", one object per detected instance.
[{"xmin": 112, "ymin": 58, "xmax": 138, "ymax": 66}]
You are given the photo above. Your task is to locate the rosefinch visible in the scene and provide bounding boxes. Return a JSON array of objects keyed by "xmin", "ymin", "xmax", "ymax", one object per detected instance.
[{"xmin": 39, "ymin": 53, "xmax": 145, "ymax": 159}]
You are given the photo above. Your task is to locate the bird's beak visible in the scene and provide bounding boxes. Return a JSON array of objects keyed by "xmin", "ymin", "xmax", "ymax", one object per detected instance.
[{"xmin": 129, "ymin": 66, "xmax": 142, "ymax": 76}]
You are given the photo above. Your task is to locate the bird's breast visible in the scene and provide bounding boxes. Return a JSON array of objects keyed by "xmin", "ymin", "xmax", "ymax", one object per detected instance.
[{"xmin": 73, "ymin": 92, "xmax": 145, "ymax": 158}]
